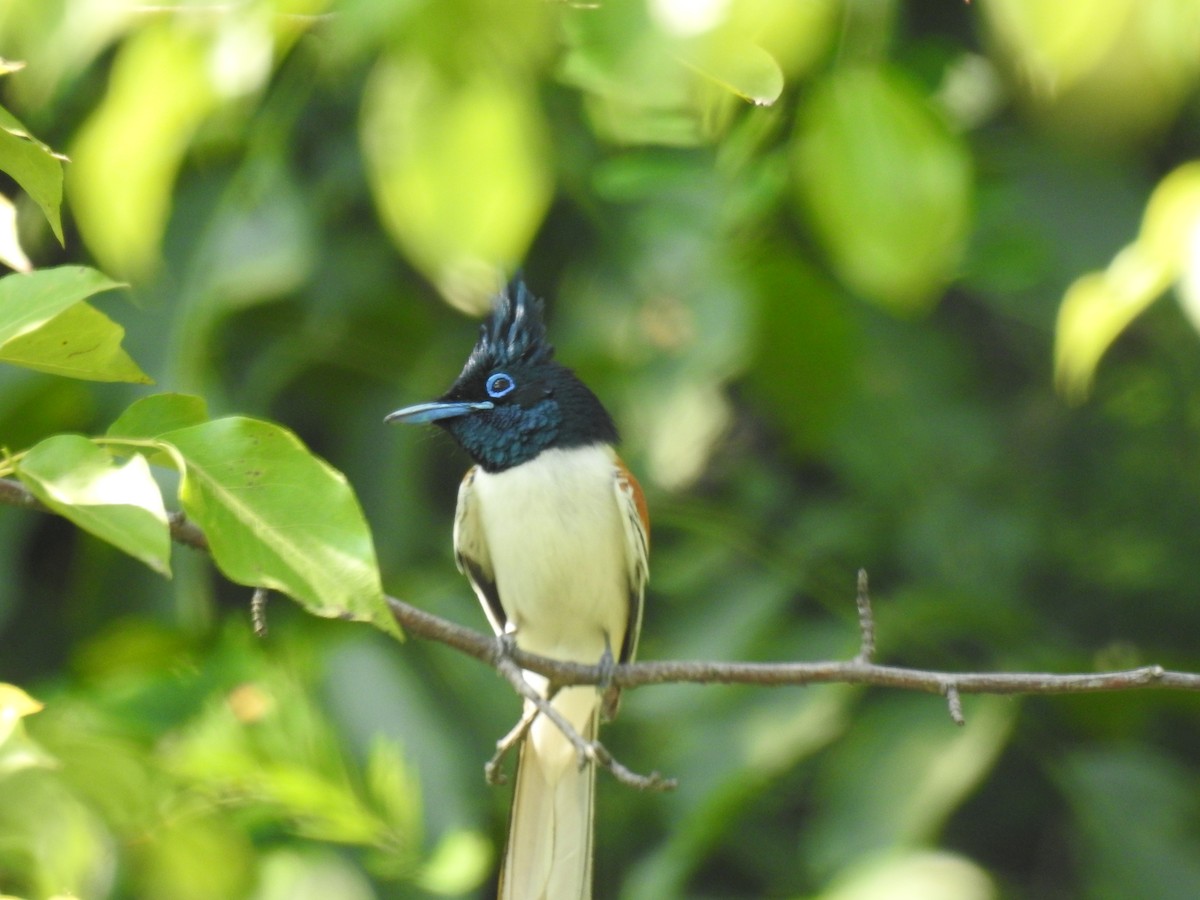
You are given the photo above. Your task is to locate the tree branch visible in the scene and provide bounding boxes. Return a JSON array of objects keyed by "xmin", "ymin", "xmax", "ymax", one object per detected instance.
[
  {"xmin": 384, "ymin": 587, "xmax": 1199, "ymax": 695},
  {"xmin": 5, "ymin": 474, "xmax": 1200, "ymax": 788}
]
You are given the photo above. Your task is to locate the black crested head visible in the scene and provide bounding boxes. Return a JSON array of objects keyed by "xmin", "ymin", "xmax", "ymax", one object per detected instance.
[
  {"xmin": 460, "ymin": 275, "xmax": 555, "ymax": 379},
  {"xmin": 403, "ymin": 277, "xmax": 619, "ymax": 473}
]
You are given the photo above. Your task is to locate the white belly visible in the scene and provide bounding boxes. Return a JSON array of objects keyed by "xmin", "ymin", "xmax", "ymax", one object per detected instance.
[{"xmin": 471, "ymin": 445, "xmax": 629, "ymax": 664}]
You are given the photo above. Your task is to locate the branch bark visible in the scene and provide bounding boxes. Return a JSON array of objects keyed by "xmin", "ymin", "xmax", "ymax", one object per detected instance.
[
  {"xmin": 5, "ymin": 473, "xmax": 1200, "ymax": 786},
  {"xmin": 6, "ymin": 474, "xmax": 1200, "ymax": 699},
  {"xmin": 384, "ymin": 591, "xmax": 1199, "ymax": 695}
]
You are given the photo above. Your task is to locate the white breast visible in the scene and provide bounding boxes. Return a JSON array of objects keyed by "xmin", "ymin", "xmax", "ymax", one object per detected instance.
[{"xmin": 470, "ymin": 444, "xmax": 630, "ymax": 664}]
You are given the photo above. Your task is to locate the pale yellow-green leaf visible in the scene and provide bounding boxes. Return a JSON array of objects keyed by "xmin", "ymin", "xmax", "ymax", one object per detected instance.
[
  {"xmin": 0, "ymin": 104, "xmax": 66, "ymax": 243},
  {"xmin": 1054, "ymin": 257, "xmax": 1167, "ymax": 402},
  {"xmin": 417, "ymin": 830, "xmax": 493, "ymax": 895},
  {"xmin": 1177, "ymin": 214, "xmax": 1200, "ymax": 335},
  {"xmin": 0, "ymin": 683, "xmax": 43, "ymax": 745},
  {"xmin": 982, "ymin": 0, "xmax": 1135, "ymax": 95},
  {"xmin": 69, "ymin": 23, "xmax": 218, "ymax": 278},
  {"xmin": 0, "ymin": 192, "xmax": 31, "ymax": 272},
  {"xmin": 1054, "ymin": 161, "xmax": 1200, "ymax": 400},
  {"xmin": 792, "ymin": 67, "xmax": 972, "ymax": 313},
  {"xmin": 361, "ymin": 58, "xmax": 553, "ymax": 312},
  {"xmin": 725, "ymin": 0, "xmax": 839, "ymax": 79},
  {"xmin": 983, "ymin": 1, "xmax": 1200, "ymax": 144},
  {"xmin": 818, "ymin": 851, "xmax": 996, "ymax": 900},
  {"xmin": 0, "ymin": 265, "xmax": 124, "ymax": 344},
  {"xmin": 0, "ymin": 300, "xmax": 152, "ymax": 383},
  {"xmin": 0, "ymin": 683, "xmax": 54, "ymax": 777},
  {"xmin": 17, "ymin": 435, "xmax": 172, "ymax": 575},
  {"xmin": 1139, "ymin": 162, "xmax": 1200, "ymax": 273},
  {"xmin": 679, "ymin": 38, "xmax": 784, "ymax": 107}
]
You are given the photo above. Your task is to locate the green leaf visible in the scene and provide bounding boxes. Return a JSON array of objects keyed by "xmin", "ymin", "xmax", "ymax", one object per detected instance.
[
  {"xmin": 16, "ymin": 435, "xmax": 172, "ymax": 575},
  {"xmin": 0, "ymin": 299, "xmax": 152, "ymax": 383},
  {"xmin": 806, "ymin": 695, "xmax": 1015, "ymax": 876},
  {"xmin": 68, "ymin": 24, "xmax": 218, "ymax": 277},
  {"xmin": 1054, "ymin": 256, "xmax": 1167, "ymax": 403},
  {"xmin": 0, "ymin": 265, "xmax": 124, "ymax": 344},
  {"xmin": 365, "ymin": 738, "xmax": 420, "ymax": 839},
  {"xmin": 819, "ymin": 851, "xmax": 996, "ymax": 900},
  {"xmin": 1058, "ymin": 747, "xmax": 1200, "ymax": 898},
  {"xmin": 159, "ymin": 418, "xmax": 397, "ymax": 637},
  {"xmin": 0, "ymin": 683, "xmax": 43, "ymax": 747},
  {"xmin": 417, "ymin": 830, "xmax": 493, "ymax": 895},
  {"xmin": 361, "ymin": 56, "xmax": 553, "ymax": 312},
  {"xmin": 0, "ymin": 103, "xmax": 65, "ymax": 243},
  {"xmin": 1054, "ymin": 162, "xmax": 1200, "ymax": 401},
  {"xmin": 108, "ymin": 393, "xmax": 210, "ymax": 440},
  {"xmin": 0, "ymin": 266, "xmax": 148, "ymax": 383},
  {"xmin": 982, "ymin": 0, "xmax": 1135, "ymax": 94},
  {"xmin": 0, "ymin": 682, "xmax": 54, "ymax": 778},
  {"xmin": 0, "ymin": 191, "xmax": 32, "ymax": 272},
  {"xmin": 680, "ymin": 39, "xmax": 784, "ymax": 108},
  {"xmin": 792, "ymin": 67, "xmax": 972, "ymax": 314}
]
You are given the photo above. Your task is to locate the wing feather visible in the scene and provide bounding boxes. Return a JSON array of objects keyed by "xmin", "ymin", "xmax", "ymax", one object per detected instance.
[
  {"xmin": 613, "ymin": 459, "xmax": 649, "ymax": 666},
  {"xmin": 453, "ymin": 466, "xmax": 506, "ymax": 635}
]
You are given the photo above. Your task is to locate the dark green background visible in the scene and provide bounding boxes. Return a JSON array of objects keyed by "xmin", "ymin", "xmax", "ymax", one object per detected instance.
[{"xmin": 2, "ymin": 1, "xmax": 1199, "ymax": 897}]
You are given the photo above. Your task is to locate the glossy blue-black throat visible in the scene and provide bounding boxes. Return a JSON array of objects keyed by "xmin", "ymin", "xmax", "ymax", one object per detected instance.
[{"xmin": 434, "ymin": 279, "xmax": 618, "ymax": 473}]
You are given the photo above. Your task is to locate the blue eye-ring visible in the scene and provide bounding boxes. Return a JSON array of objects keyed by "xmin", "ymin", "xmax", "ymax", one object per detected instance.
[{"xmin": 486, "ymin": 372, "xmax": 516, "ymax": 398}]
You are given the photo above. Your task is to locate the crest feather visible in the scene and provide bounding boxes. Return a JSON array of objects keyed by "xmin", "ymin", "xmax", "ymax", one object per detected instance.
[{"xmin": 464, "ymin": 276, "xmax": 555, "ymax": 373}]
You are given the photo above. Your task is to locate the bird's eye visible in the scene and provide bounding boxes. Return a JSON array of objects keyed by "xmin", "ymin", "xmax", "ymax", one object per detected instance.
[{"xmin": 486, "ymin": 372, "xmax": 516, "ymax": 398}]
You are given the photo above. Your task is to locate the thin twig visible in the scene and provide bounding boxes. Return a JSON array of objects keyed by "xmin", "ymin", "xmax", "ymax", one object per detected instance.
[
  {"xmin": 5, "ymin": 475, "xmax": 1200, "ymax": 793},
  {"xmin": 589, "ymin": 742, "xmax": 677, "ymax": 792},
  {"xmin": 251, "ymin": 588, "xmax": 269, "ymax": 638},
  {"xmin": 5, "ymin": 476, "xmax": 1199, "ymax": 698},
  {"xmin": 944, "ymin": 682, "xmax": 964, "ymax": 726},
  {"xmin": 855, "ymin": 567, "xmax": 875, "ymax": 663}
]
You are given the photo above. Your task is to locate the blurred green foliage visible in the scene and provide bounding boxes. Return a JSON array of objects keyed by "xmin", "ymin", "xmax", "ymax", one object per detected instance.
[{"xmin": 2, "ymin": 0, "xmax": 1200, "ymax": 897}]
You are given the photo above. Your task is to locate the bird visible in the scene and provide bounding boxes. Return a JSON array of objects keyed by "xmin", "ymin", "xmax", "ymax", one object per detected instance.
[{"xmin": 385, "ymin": 278, "xmax": 649, "ymax": 900}]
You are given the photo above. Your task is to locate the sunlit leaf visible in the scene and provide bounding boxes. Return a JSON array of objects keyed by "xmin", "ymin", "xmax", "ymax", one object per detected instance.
[
  {"xmin": 0, "ymin": 265, "xmax": 125, "ymax": 344},
  {"xmin": 725, "ymin": 0, "xmax": 839, "ymax": 79},
  {"xmin": 1140, "ymin": 162, "xmax": 1200, "ymax": 268},
  {"xmin": 1055, "ymin": 162, "xmax": 1200, "ymax": 400},
  {"xmin": 107, "ymin": 392, "xmax": 210, "ymax": 440},
  {"xmin": 69, "ymin": 24, "xmax": 218, "ymax": 278},
  {"xmin": 0, "ymin": 265, "xmax": 148, "ymax": 383},
  {"xmin": 417, "ymin": 830, "xmax": 493, "ymax": 895},
  {"xmin": 792, "ymin": 67, "xmax": 972, "ymax": 314},
  {"xmin": 679, "ymin": 39, "xmax": 783, "ymax": 108},
  {"xmin": 361, "ymin": 57, "xmax": 552, "ymax": 312},
  {"xmin": 0, "ymin": 299, "xmax": 152, "ymax": 383},
  {"xmin": 982, "ymin": 0, "xmax": 1134, "ymax": 94},
  {"xmin": 17, "ymin": 435, "xmax": 171, "ymax": 575},
  {"xmin": 1054, "ymin": 255, "xmax": 1167, "ymax": 402},
  {"xmin": 560, "ymin": 3, "xmax": 708, "ymax": 146},
  {"xmin": 253, "ymin": 849, "xmax": 378, "ymax": 900},
  {"xmin": 159, "ymin": 418, "xmax": 397, "ymax": 637},
  {"xmin": 0, "ymin": 103, "xmax": 65, "ymax": 244},
  {"xmin": 818, "ymin": 851, "xmax": 996, "ymax": 900},
  {"xmin": 0, "ymin": 683, "xmax": 43, "ymax": 747},
  {"xmin": 983, "ymin": 1, "xmax": 1200, "ymax": 145},
  {"xmin": 0, "ymin": 192, "xmax": 31, "ymax": 272}
]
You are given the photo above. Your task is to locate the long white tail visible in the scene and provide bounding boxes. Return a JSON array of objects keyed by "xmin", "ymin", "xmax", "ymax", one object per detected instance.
[{"xmin": 499, "ymin": 686, "xmax": 597, "ymax": 900}]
